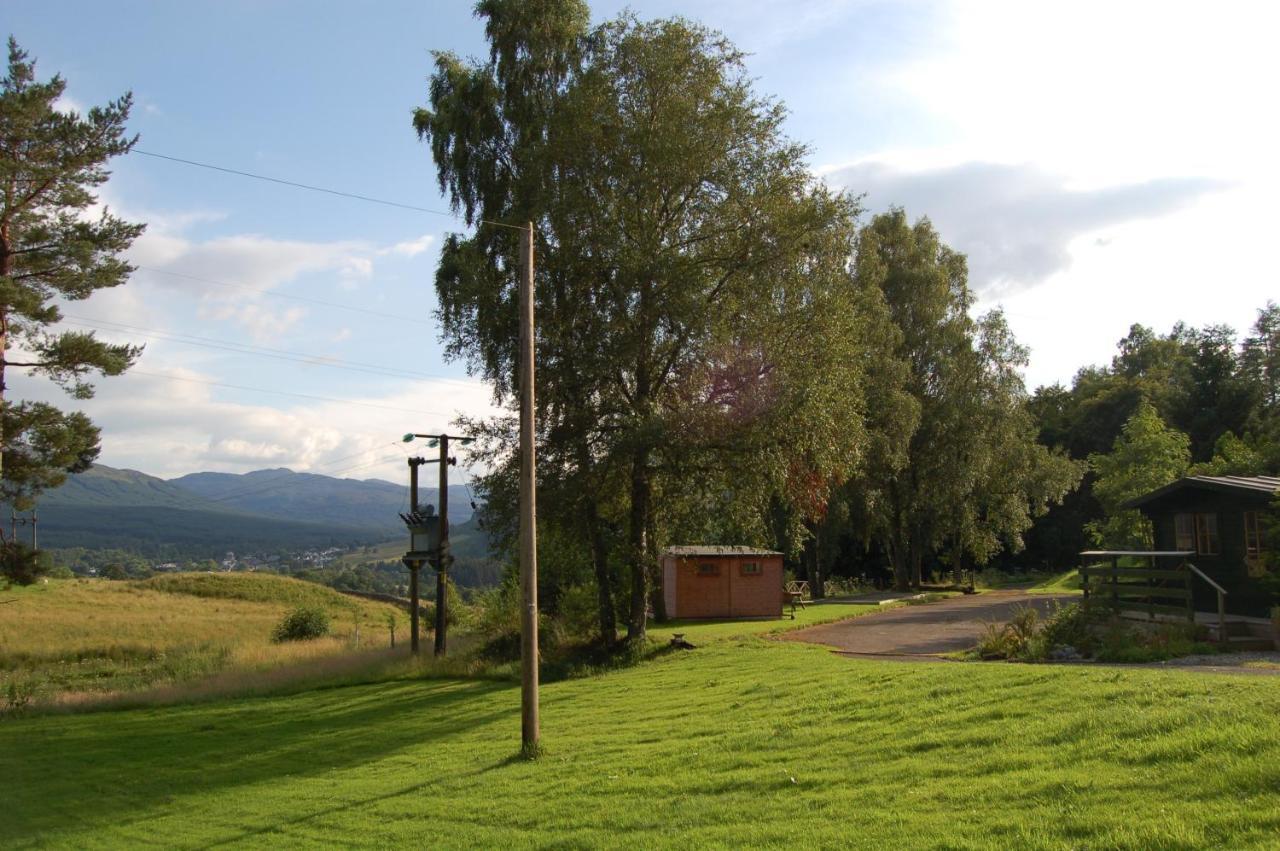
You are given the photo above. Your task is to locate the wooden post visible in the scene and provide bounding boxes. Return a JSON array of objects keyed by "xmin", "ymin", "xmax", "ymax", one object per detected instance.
[
  {"xmin": 435, "ymin": 434, "xmax": 449, "ymax": 657},
  {"xmin": 1217, "ymin": 591, "xmax": 1227, "ymax": 644},
  {"xmin": 519, "ymin": 221, "xmax": 540, "ymax": 752},
  {"xmin": 1110, "ymin": 555, "xmax": 1119, "ymax": 618},
  {"xmin": 409, "ymin": 458, "xmax": 421, "ymax": 656},
  {"xmin": 1183, "ymin": 559, "xmax": 1194, "ymax": 624}
]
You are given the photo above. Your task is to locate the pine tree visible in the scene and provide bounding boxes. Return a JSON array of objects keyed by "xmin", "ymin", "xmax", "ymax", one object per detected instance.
[{"xmin": 0, "ymin": 38, "xmax": 143, "ymax": 511}]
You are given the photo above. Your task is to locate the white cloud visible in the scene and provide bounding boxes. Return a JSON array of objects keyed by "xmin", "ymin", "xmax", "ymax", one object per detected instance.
[
  {"xmin": 826, "ymin": 159, "xmax": 1224, "ymax": 295},
  {"xmin": 8, "ymin": 366, "xmax": 499, "ymax": 482},
  {"xmin": 381, "ymin": 233, "xmax": 436, "ymax": 258}
]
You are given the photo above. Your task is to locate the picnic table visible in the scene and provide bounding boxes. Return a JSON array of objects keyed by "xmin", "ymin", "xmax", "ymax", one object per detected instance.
[{"xmin": 783, "ymin": 581, "xmax": 811, "ymax": 619}]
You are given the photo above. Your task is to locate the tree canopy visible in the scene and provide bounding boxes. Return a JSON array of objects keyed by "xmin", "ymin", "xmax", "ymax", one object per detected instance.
[{"xmin": 416, "ymin": 2, "xmax": 1082, "ymax": 634}]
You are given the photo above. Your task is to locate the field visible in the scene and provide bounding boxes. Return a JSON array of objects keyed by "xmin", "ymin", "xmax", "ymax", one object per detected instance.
[
  {"xmin": 0, "ymin": 574, "xmax": 404, "ymax": 699},
  {"xmin": 5, "ymin": 607, "xmax": 1280, "ymax": 848}
]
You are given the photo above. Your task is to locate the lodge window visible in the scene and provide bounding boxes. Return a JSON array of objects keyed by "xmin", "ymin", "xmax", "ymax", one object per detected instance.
[
  {"xmin": 1174, "ymin": 514, "xmax": 1195, "ymax": 551},
  {"xmin": 1244, "ymin": 511, "xmax": 1262, "ymax": 558},
  {"xmin": 1175, "ymin": 512, "xmax": 1220, "ymax": 556},
  {"xmin": 740, "ymin": 562, "xmax": 761, "ymax": 576},
  {"xmin": 1194, "ymin": 513, "xmax": 1219, "ymax": 556},
  {"xmin": 696, "ymin": 562, "xmax": 720, "ymax": 577},
  {"xmin": 1245, "ymin": 511, "xmax": 1264, "ymax": 576}
]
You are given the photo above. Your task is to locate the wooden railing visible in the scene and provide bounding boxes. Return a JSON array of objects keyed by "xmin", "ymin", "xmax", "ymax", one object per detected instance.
[
  {"xmin": 1078, "ymin": 550, "xmax": 1228, "ymax": 641},
  {"xmin": 1185, "ymin": 562, "xmax": 1229, "ymax": 641}
]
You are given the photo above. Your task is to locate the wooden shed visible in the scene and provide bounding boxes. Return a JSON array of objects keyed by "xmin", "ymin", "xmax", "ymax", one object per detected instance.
[
  {"xmin": 1123, "ymin": 474, "xmax": 1278, "ymax": 616},
  {"xmin": 661, "ymin": 546, "xmax": 784, "ymax": 619}
]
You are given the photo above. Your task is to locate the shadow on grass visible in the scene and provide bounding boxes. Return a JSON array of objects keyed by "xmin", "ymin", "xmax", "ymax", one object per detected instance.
[{"xmin": 1, "ymin": 676, "xmax": 515, "ymax": 844}]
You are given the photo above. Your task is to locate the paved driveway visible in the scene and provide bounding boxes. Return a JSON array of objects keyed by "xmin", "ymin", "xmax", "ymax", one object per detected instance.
[{"xmin": 780, "ymin": 591, "xmax": 1075, "ymax": 658}]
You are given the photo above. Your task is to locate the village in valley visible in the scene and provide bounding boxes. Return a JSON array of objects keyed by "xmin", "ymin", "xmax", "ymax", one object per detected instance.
[{"xmin": 2, "ymin": 1, "xmax": 1279, "ymax": 848}]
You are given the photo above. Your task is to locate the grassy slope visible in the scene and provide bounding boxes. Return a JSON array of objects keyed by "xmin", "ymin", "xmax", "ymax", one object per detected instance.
[
  {"xmin": 5, "ymin": 613, "xmax": 1280, "ymax": 848},
  {"xmin": 0, "ymin": 575, "xmax": 403, "ymax": 695}
]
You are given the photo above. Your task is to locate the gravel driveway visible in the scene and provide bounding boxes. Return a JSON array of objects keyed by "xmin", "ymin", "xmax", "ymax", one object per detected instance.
[{"xmin": 780, "ymin": 591, "xmax": 1075, "ymax": 659}]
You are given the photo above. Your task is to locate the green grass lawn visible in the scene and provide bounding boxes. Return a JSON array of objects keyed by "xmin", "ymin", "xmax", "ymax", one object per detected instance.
[
  {"xmin": 646, "ymin": 601, "xmax": 880, "ymax": 642},
  {"xmin": 6, "ymin": 633, "xmax": 1280, "ymax": 848}
]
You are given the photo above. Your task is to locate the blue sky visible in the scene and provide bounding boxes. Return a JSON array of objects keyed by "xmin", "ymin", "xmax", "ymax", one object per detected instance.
[{"xmin": 7, "ymin": 0, "xmax": 1278, "ymax": 483}]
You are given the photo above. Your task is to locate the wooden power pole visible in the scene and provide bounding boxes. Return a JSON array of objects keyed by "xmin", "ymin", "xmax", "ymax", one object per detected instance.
[
  {"xmin": 407, "ymin": 457, "xmax": 425, "ymax": 655},
  {"xmin": 519, "ymin": 221, "xmax": 540, "ymax": 752},
  {"xmin": 435, "ymin": 433, "xmax": 450, "ymax": 657}
]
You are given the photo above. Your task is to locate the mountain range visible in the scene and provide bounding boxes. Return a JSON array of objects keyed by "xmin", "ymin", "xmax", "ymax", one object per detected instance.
[{"xmin": 21, "ymin": 464, "xmax": 479, "ymax": 558}]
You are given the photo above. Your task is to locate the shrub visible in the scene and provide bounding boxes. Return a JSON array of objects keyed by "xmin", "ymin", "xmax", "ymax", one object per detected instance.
[
  {"xmin": 0, "ymin": 542, "xmax": 47, "ymax": 586},
  {"xmin": 1036, "ymin": 602, "xmax": 1096, "ymax": 657},
  {"xmin": 3, "ymin": 678, "xmax": 37, "ymax": 716},
  {"xmin": 271, "ymin": 606, "xmax": 331, "ymax": 643},
  {"xmin": 556, "ymin": 583, "xmax": 602, "ymax": 641}
]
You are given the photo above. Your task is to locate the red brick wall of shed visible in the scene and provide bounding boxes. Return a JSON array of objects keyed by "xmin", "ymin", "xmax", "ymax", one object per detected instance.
[
  {"xmin": 665, "ymin": 555, "xmax": 783, "ymax": 619},
  {"xmin": 672, "ymin": 556, "xmax": 731, "ymax": 618},
  {"xmin": 729, "ymin": 556, "xmax": 784, "ymax": 618}
]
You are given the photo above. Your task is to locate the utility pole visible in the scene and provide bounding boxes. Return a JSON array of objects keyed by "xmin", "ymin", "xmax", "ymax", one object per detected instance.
[
  {"xmin": 435, "ymin": 433, "xmax": 450, "ymax": 657},
  {"xmin": 519, "ymin": 220, "xmax": 540, "ymax": 753},
  {"xmin": 406, "ymin": 456, "xmax": 426, "ymax": 655},
  {"xmin": 401, "ymin": 431, "xmax": 469, "ymax": 657}
]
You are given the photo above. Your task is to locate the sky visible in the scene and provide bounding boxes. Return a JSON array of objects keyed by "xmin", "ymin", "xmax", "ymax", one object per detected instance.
[{"xmin": 6, "ymin": 0, "xmax": 1278, "ymax": 485}]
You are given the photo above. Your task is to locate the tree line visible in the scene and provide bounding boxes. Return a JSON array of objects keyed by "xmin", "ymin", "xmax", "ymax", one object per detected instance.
[{"xmin": 416, "ymin": 0, "xmax": 1082, "ymax": 645}]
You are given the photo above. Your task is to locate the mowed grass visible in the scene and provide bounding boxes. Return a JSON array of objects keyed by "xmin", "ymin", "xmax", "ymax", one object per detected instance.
[
  {"xmin": 5, "ymin": 636, "xmax": 1280, "ymax": 849},
  {"xmin": 647, "ymin": 601, "xmax": 880, "ymax": 642},
  {"xmin": 0, "ymin": 575, "xmax": 404, "ymax": 698}
]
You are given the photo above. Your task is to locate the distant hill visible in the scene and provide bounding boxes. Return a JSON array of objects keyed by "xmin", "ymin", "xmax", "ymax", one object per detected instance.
[
  {"xmin": 171, "ymin": 468, "xmax": 474, "ymax": 534},
  {"xmin": 19, "ymin": 464, "xmax": 476, "ymax": 559}
]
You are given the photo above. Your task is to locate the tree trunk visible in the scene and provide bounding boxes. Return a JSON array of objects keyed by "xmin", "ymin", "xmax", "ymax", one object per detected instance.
[
  {"xmin": 626, "ymin": 448, "xmax": 651, "ymax": 642},
  {"xmin": 647, "ymin": 505, "xmax": 667, "ymax": 623},
  {"xmin": 910, "ymin": 535, "xmax": 924, "ymax": 588},
  {"xmin": 585, "ymin": 499, "xmax": 616, "ymax": 645},
  {"xmin": 888, "ymin": 540, "xmax": 910, "ymax": 592},
  {"xmin": 951, "ymin": 537, "xmax": 964, "ymax": 586},
  {"xmin": 0, "ymin": 236, "xmax": 8, "ymax": 487},
  {"xmin": 803, "ymin": 520, "xmax": 824, "ymax": 599}
]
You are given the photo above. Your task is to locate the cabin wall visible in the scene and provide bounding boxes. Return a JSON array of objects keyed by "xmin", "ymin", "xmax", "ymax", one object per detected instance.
[{"xmin": 1142, "ymin": 489, "xmax": 1272, "ymax": 616}]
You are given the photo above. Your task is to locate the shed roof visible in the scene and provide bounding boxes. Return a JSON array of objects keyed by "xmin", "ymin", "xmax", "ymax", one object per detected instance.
[
  {"xmin": 662, "ymin": 545, "xmax": 782, "ymax": 557},
  {"xmin": 1121, "ymin": 475, "xmax": 1280, "ymax": 509}
]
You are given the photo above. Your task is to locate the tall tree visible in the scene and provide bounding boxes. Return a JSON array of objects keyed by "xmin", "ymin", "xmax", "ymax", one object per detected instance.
[
  {"xmin": 845, "ymin": 211, "xmax": 1080, "ymax": 589},
  {"xmin": 848, "ymin": 210, "xmax": 974, "ymax": 590},
  {"xmin": 417, "ymin": 4, "xmax": 886, "ymax": 641},
  {"xmin": 0, "ymin": 38, "xmax": 142, "ymax": 510},
  {"xmin": 1086, "ymin": 399, "xmax": 1190, "ymax": 548}
]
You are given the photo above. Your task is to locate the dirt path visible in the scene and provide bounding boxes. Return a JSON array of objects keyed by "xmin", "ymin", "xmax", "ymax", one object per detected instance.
[{"xmin": 780, "ymin": 591, "xmax": 1074, "ymax": 659}]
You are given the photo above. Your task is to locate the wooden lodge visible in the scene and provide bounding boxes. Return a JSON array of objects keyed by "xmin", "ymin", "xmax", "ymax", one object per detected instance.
[{"xmin": 1121, "ymin": 475, "xmax": 1278, "ymax": 617}]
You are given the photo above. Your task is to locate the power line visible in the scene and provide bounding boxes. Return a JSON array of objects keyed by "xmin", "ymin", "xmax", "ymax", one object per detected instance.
[
  {"xmin": 133, "ymin": 265, "xmax": 436, "ymax": 327},
  {"xmin": 133, "ymin": 150, "xmax": 526, "ymax": 232},
  {"xmin": 124, "ymin": 368, "xmax": 457, "ymax": 416},
  {"xmin": 62, "ymin": 315, "xmax": 471, "ymax": 384}
]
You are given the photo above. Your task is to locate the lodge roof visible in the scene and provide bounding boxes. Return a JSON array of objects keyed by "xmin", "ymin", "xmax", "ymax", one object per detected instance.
[
  {"xmin": 662, "ymin": 545, "xmax": 782, "ymax": 557},
  {"xmin": 1121, "ymin": 475, "xmax": 1280, "ymax": 509}
]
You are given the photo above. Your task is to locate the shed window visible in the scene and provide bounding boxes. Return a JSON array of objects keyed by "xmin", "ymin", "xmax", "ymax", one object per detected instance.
[
  {"xmin": 740, "ymin": 561, "xmax": 761, "ymax": 576},
  {"xmin": 1174, "ymin": 514, "xmax": 1195, "ymax": 550},
  {"xmin": 1194, "ymin": 513, "xmax": 1219, "ymax": 556},
  {"xmin": 695, "ymin": 562, "xmax": 720, "ymax": 577}
]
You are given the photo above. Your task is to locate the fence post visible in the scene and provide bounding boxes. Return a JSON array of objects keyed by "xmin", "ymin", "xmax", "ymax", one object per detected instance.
[
  {"xmin": 1183, "ymin": 560, "xmax": 1193, "ymax": 624},
  {"xmin": 1110, "ymin": 556, "xmax": 1119, "ymax": 617},
  {"xmin": 1217, "ymin": 591, "xmax": 1227, "ymax": 644}
]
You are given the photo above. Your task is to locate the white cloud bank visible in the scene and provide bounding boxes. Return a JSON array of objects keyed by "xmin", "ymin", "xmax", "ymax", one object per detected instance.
[{"xmin": 825, "ymin": 160, "xmax": 1224, "ymax": 295}]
